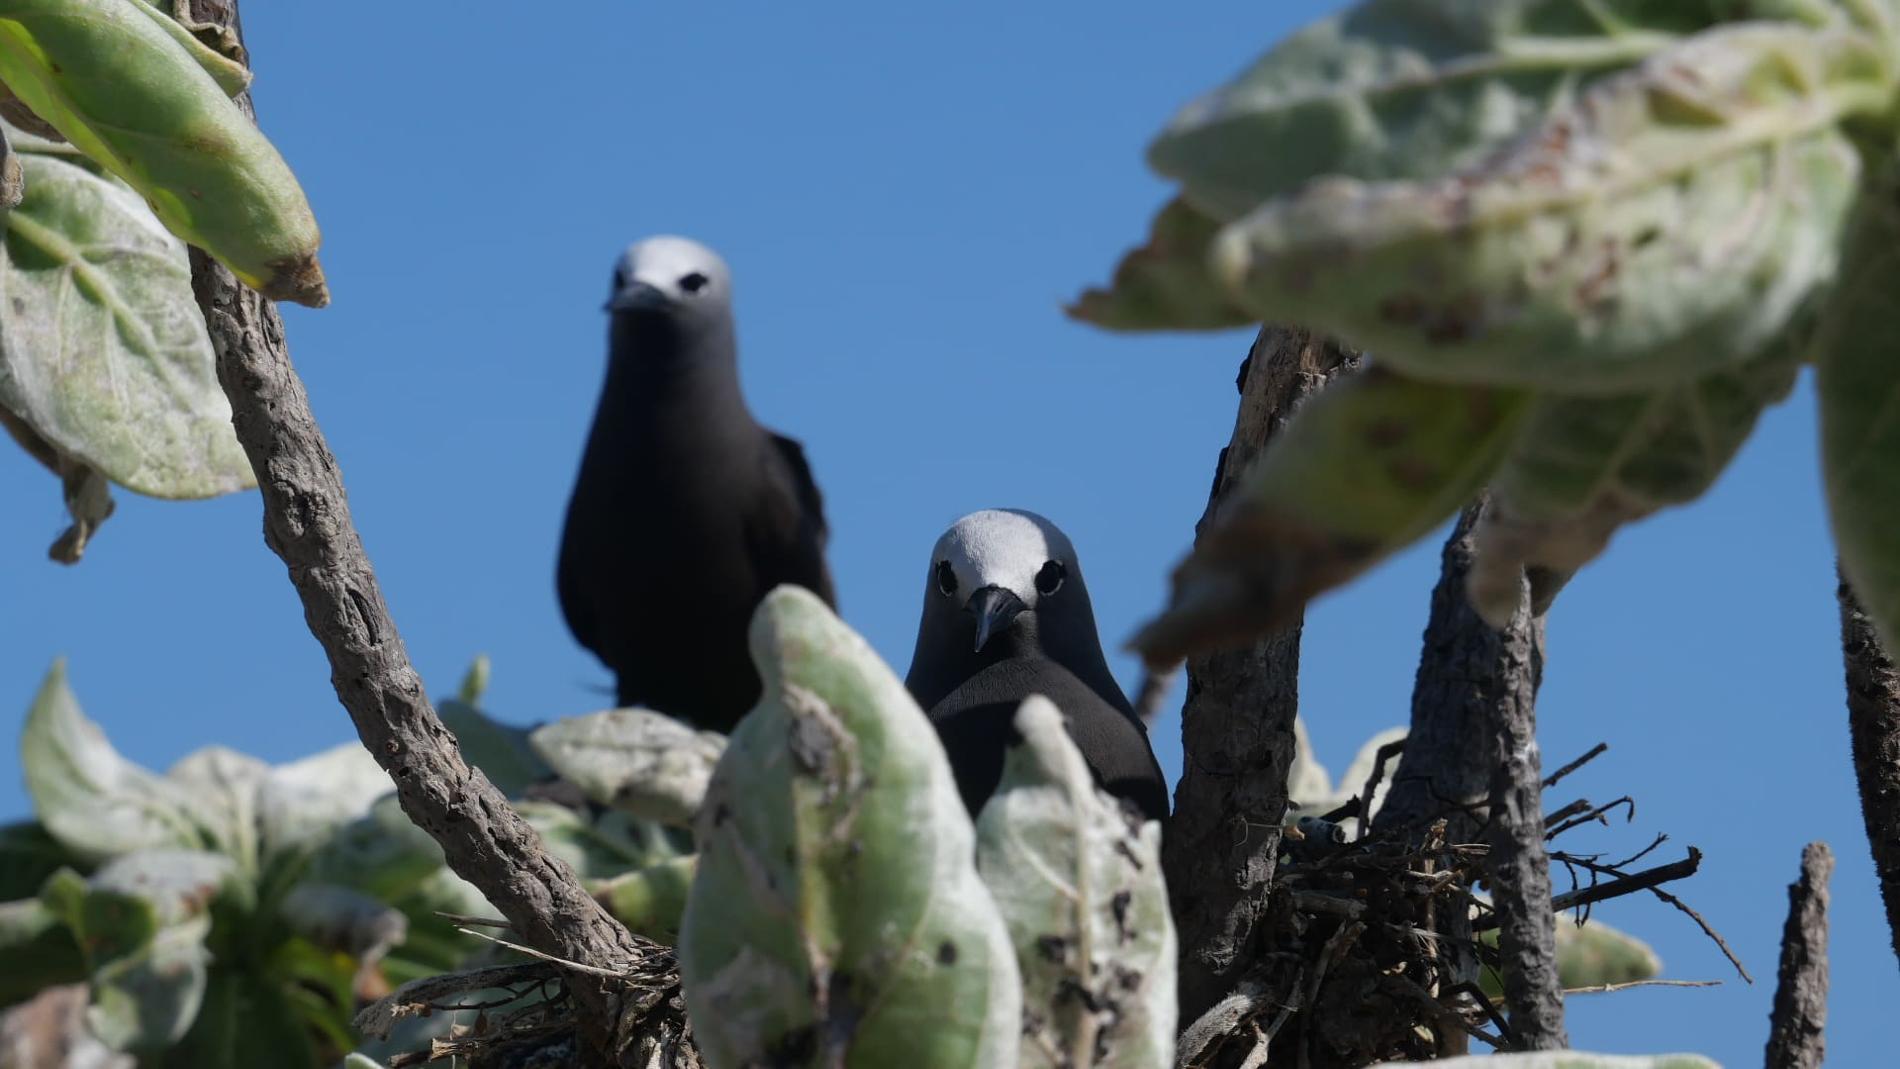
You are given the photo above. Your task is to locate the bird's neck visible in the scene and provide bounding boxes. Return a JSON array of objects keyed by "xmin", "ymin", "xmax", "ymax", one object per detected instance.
[{"xmin": 602, "ymin": 316, "xmax": 752, "ymax": 426}]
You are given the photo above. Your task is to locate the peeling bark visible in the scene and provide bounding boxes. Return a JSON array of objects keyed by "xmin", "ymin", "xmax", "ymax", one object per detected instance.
[
  {"xmin": 1764, "ymin": 842, "xmax": 1832, "ymax": 1069},
  {"xmin": 1839, "ymin": 576, "xmax": 1900, "ymax": 970},
  {"xmin": 1165, "ymin": 325, "xmax": 1355, "ymax": 1020}
]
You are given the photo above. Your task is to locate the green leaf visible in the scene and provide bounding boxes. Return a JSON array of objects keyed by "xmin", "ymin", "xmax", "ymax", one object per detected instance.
[
  {"xmin": 975, "ymin": 697, "xmax": 1175, "ymax": 1069},
  {"xmin": 1476, "ymin": 916, "xmax": 1663, "ymax": 998},
  {"xmin": 1068, "ymin": 196, "xmax": 1254, "ymax": 331},
  {"xmin": 167, "ymin": 747, "xmax": 270, "ymax": 880},
  {"xmin": 436, "ymin": 698, "xmax": 551, "ymax": 799},
  {"xmin": 1375, "ymin": 1054, "xmax": 1717, "ymax": 1068},
  {"xmin": 0, "ymin": 127, "xmax": 255, "ymax": 500},
  {"xmin": 277, "ymin": 883, "xmax": 408, "ymax": 967},
  {"xmin": 0, "ymin": 897, "xmax": 85, "ymax": 1006},
  {"xmin": 0, "ymin": 821, "xmax": 81, "ymax": 900},
  {"xmin": 1817, "ymin": 157, "xmax": 1900, "ymax": 650},
  {"xmin": 0, "ymin": 0, "xmax": 327, "ymax": 304},
  {"xmin": 168, "ymin": 966, "xmax": 317, "ymax": 1069},
  {"xmin": 1148, "ymin": 0, "xmax": 1759, "ymax": 222},
  {"xmin": 681, "ymin": 586, "xmax": 1021, "ymax": 1069},
  {"xmin": 41, "ymin": 850, "xmax": 233, "ymax": 1052},
  {"xmin": 454, "ymin": 653, "xmax": 491, "ymax": 706},
  {"xmin": 256, "ymin": 742, "xmax": 391, "ymax": 861},
  {"xmin": 1211, "ymin": 23, "xmax": 1879, "ymax": 392},
  {"xmin": 529, "ymin": 707, "xmax": 725, "ymax": 827},
  {"xmin": 516, "ymin": 799, "xmax": 662, "ymax": 880},
  {"xmin": 1468, "ymin": 340, "xmax": 1803, "ymax": 623},
  {"xmin": 591, "ymin": 855, "xmax": 697, "ymax": 945},
  {"xmin": 304, "ymin": 794, "xmax": 445, "ymax": 904},
  {"xmin": 20, "ymin": 660, "xmax": 205, "ymax": 862},
  {"xmin": 1134, "ymin": 366, "xmax": 1530, "ymax": 664}
]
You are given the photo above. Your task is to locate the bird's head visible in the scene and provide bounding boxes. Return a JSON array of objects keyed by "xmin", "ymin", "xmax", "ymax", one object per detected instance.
[
  {"xmin": 924, "ymin": 509, "xmax": 1093, "ymax": 656},
  {"xmin": 605, "ymin": 236, "xmax": 733, "ymax": 334}
]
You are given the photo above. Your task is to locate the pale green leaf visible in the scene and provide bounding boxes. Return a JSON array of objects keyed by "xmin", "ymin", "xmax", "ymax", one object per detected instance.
[
  {"xmin": 1134, "ymin": 366, "xmax": 1529, "ymax": 664},
  {"xmin": 166, "ymin": 746, "xmax": 269, "ymax": 879},
  {"xmin": 592, "ymin": 855, "xmax": 697, "ymax": 945},
  {"xmin": 975, "ymin": 697, "xmax": 1175, "ymax": 1069},
  {"xmin": 681, "ymin": 586, "xmax": 1021, "ymax": 1069},
  {"xmin": 1067, "ymin": 197, "xmax": 1253, "ymax": 331},
  {"xmin": 1469, "ymin": 341, "xmax": 1803, "ymax": 623},
  {"xmin": 255, "ymin": 742, "xmax": 391, "ymax": 860},
  {"xmin": 530, "ymin": 707, "xmax": 725, "ymax": 827},
  {"xmin": 20, "ymin": 660, "xmax": 204, "ymax": 862},
  {"xmin": 436, "ymin": 698, "xmax": 551, "ymax": 799},
  {"xmin": 0, "ymin": 128, "xmax": 255, "ymax": 499},
  {"xmin": 1817, "ymin": 157, "xmax": 1900, "ymax": 649},
  {"xmin": 1477, "ymin": 917, "xmax": 1663, "ymax": 997},
  {"xmin": 1214, "ymin": 23, "xmax": 1879, "ymax": 392},
  {"xmin": 278, "ymin": 883, "xmax": 408, "ymax": 967}
]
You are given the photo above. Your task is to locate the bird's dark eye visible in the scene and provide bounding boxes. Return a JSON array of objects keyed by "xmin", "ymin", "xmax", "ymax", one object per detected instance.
[
  {"xmin": 679, "ymin": 271, "xmax": 710, "ymax": 294},
  {"xmin": 1036, "ymin": 560, "xmax": 1066, "ymax": 597},
  {"xmin": 935, "ymin": 561, "xmax": 958, "ymax": 597}
]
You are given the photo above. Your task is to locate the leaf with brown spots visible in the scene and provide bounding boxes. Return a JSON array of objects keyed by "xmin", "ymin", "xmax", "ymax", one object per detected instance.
[
  {"xmin": 1467, "ymin": 337, "xmax": 1803, "ymax": 623},
  {"xmin": 975, "ymin": 697, "xmax": 1176, "ymax": 1069},
  {"xmin": 680, "ymin": 587, "xmax": 1021, "ymax": 1069},
  {"xmin": 1135, "ymin": 364, "xmax": 1530, "ymax": 664},
  {"xmin": 1212, "ymin": 23, "xmax": 1880, "ymax": 392}
]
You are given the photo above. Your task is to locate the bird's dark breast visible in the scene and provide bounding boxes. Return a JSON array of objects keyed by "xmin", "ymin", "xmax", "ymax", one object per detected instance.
[
  {"xmin": 560, "ymin": 436, "xmax": 827, "ymax": 732},
  {"xmin": 926, "ymin": 658, "xmax": 1169, "ymax": 823}
]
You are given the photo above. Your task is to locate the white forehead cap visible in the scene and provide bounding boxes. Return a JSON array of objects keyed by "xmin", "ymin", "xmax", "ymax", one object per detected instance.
[
  {"xmin": 615, "ymin": 235, "xmax": 732, "ymax": 301},
  {"xmin": 932, "ymin": 509, "xmax": 1077, "ymax": 604}
]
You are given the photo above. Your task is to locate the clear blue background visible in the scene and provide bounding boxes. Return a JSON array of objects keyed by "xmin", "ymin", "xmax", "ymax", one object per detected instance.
[{"xmin": 1, "ymin": 2, "xmax": 1890, "ymax": 1064}]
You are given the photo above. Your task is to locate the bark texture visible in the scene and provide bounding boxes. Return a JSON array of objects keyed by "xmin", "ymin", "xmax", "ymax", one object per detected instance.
[
  {"xmin": 186, "ymin": 2, "xmax": 641, "ymax": 1058},
  {"xmin": 1478, "ymin": 579, "xmax": 1567, "ymax": 1050},
  {"xmin": 1764, "ymin": 842, "xmax": 1833, "ymax": 1069},
  {"xmin": 1165, "ymin": 326, "xmax": 1354, "ymax": 1020},
  {"xmin": 1838, "ymin": 576, "xmax": 1900, "ymax": 969},
  {"xmin": 1376, "ymin": 508, "xmax": 1565, "ymax": 1051}
]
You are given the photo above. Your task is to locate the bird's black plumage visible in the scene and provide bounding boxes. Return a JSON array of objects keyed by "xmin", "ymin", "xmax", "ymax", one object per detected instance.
[
  {"xmin": 559, "ymin": 237, "xmax": 834, "ymax": 732},
  {"xmin": 904, "ymin": 510, "xmax": 1168, "ymax": 821}
]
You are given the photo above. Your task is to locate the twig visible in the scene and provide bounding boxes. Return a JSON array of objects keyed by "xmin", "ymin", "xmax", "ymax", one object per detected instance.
[
  {"xmin": 1563, "ymin": 979, "xmax": 1720, "ymax": 996},
  {"xmin": 1838, "ymin": 575, "xmax": 1900, "ymax": 967},
  {"xmin": 454, "ymin": 927, "xmax": 633, "ymax": 980},
  {"xmin": 1354, "ymin": 740, "xmax": 1407, "ymax": 840},
  {"xmin": 1546, "ymin": 847, "xmax": 1753, "ymax": 984},
  {"xmin": 1383, "ymin": 974, "xmax": 1507, "ymax": 1051},
  {"xmin": 1546, "ymin": 796, "xmax": 1635, "ymax": 840},
  {"xmin": 1542, "ymin": 743, "xmax": 1608, "ymax": 790},
  {"xmin": 1764, "ymin": 842, "xmax": 1833, "ymax": 1069},
  {"xmin": 1539, "ymin": 848, "xmax": 1702, "ymax": 918},
  {"xmin": 185, "ymin": 2, "xmax": 643, "ymax": 1057},
  {"xmin": 355, "ymin": 963, "xmax": 560, "ymax": 1040}
]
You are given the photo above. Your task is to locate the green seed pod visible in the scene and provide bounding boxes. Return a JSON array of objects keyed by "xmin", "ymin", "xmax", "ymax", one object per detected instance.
[
  {"xmin": 591, "ymin": 855, "xmax": 696, "ymax": 945},
  {"xmin": 0, "ymin": 0, "xmax": 327, "ymax": 305},
  {"xmin": 681, "ymin": 586, "xmax": 1021, "ymax": 1069},
  {"xmin": 1135, "ymin": 365, "xmax": 1529, "ymax": 665}
]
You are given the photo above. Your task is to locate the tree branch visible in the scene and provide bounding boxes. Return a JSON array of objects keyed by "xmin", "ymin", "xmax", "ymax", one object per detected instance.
[
  {"xmin": 1478, "ymin": 569, "xmax": 1568, "ymax": 1051},
  {"xmin": 1838, "ymin": 575, "xmax": 1900, "ymax": 969},
  {"xmin": 1764, "ymin": 842, "xmax": 1833, "ymax": 1069},
  {"xmin": 185, "ymin": 1, "xmax": 641, "ymax": 1059},
  {"xmin": 1164, "ymin": 325, "xmax": 1354, "ymax": 1020}
]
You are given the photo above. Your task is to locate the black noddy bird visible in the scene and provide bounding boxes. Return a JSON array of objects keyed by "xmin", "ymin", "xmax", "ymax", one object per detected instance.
[
  {"xmin": 904, "ymin": 508, "xmax": 1168, "ymax": 821},
  {"xmin": 558, "ymin": 236, "xmax": 835, "ymax": 732}
]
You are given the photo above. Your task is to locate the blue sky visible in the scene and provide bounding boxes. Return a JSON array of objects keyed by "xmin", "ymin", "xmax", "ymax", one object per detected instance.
[{"xmin": 1, "ymin": 2, "xmax": 1892, "ymax": 1063}]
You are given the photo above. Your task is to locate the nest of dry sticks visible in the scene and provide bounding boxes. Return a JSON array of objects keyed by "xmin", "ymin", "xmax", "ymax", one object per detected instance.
[{"xmin": 1178, "ymin": 742, "xmax": 1743, "ymax": 1069}]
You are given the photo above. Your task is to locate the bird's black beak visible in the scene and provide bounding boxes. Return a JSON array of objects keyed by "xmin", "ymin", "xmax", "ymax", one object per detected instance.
[
  {"xmin": 967, "ymin": 585, "xmax": 1027, "ymax": 653},
  {"xmin": 605, "ymin": 281, "xmax": 669, "ymax": 313}
]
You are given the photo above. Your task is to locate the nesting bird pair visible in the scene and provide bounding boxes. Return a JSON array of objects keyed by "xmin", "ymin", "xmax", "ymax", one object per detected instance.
[{"xmin": 557, "ymin": 237, "xmax": 1167, "ymax": 823}]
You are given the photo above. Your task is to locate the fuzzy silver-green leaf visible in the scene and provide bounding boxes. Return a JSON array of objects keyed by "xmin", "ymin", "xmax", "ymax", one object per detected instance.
[{"xmin": 680, "ymin": 586, "xmax": 1021, "ymax": 1069}]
